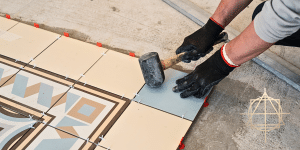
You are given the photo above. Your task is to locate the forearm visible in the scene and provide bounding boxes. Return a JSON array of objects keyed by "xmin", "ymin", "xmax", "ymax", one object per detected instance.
[
  {"xmin": 211, "ymin": 0, "xmax": 253, "ymax": 27},
  {"xmin": 225, "ymin": 20, "xmax": 274, "ymax": 65}
]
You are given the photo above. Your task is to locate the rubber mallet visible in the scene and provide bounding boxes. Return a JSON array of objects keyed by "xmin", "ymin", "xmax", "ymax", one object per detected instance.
[{"xmin": 139, "ymin": 32, "xmax": 228, "ymax": 88}]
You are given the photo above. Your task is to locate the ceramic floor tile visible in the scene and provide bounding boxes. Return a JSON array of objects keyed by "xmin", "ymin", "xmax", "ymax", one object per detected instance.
[
  {"xmin": 97, "ymin": 102, "xmax": 192, "ymax": 150},
  {"xmin": 72, "ymin": 83, "xmax": 130, "ymax": 150},
  {"xmin": 0, "ymin": 56, "xmax": 131, "ymax": 149},
  {"xmin": 0, "ymin": 68, "xmax": 70, "ymax": 112},
  {"xmin": 25, "ymin": 124, "xmax": 88, "ymax": 150},
  {"xmin": 0, "ymin": 16, "xmax": 18, "ymax": 31},
  {"xmin": 0, "ymin": 56, "xmax": 128, "ymax": 149},
  {"xmin": 0, "ymin": 96, "xmax": 54, "ymax": 150},
  {"xmin": 133, "ymin": 68, "xmax": 210, "ymax": 121},
  {"xmin": 79, "ymin": 50, "xmax": 145, "ymax": 99},
  {"xmin": 0, "ymin": 23, "xmax": 59, "ymax": 63},
  {"xmin": 30, "ymin": 36, "xmax": 108, "ymax": 80},
  {"xmin": 0, "ymin": 60, "xmax": 21, "ymax": 87},
  {"xmin": 0, "ymin": 106, "xmax": 36, "ymax": 149},
  {"xmin": 46, "ymin": 87, "xmax": 116, "ymax": 139}
]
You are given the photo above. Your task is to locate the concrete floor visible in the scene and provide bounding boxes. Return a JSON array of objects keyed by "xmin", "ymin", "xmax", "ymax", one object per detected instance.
[{"xmin": 0, "ymin": 0, "xmax": 300, "ymax": 149}]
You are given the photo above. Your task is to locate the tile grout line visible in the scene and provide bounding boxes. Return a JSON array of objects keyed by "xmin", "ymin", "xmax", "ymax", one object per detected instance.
[
  {"xmin": 0, "ymin": 69, "xmax": 21, "ymax": 87},
  {"xmin": 44, "ymin": 87, "xmax": 72, "ymax": 114},
  {"xmin": 132, "ymin": 99, "xmax": 192, "ymax": 121},
  {"xmin": 0, "ymin": 34, "xmax": 62, "ymax": 88},
  {"xmin": 40, "ymin": 122, "xmax": 109, "ymax": 149},
  {"xmin": 0, "ymin": 22, "xmax": 20, "ymax": 37},
  {"xmin": 32, "ymin": 35, "xmax": 62, "ymax": 60},
  {"xmin": 81, "ymin": 50, "xmax": 108, "ymax": 76},
  {"xmin": 6, "ymin": 22, "xmax": 19, "ymax": 31},
  {"xmin": 10, "ymin": 127, "xmax": 33, "ymax": 149},
  {"xmin": 0, "ymin": 22, "xmax": 19, "ymax": 36}
]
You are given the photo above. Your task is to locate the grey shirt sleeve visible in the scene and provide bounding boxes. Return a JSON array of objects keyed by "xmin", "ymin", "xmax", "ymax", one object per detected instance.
[{"xmin": 254, "ymin": 0, "xmax": 300, "ymax": 43}]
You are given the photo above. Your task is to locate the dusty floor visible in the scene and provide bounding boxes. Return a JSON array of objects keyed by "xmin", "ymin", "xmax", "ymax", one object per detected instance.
[{"xmin": 0, "ymin": 0, "xmax": 300, "ymax": 149}]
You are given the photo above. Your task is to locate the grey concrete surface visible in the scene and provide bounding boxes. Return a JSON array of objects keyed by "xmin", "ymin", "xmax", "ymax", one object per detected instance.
[
  {"xmin": 0, "ymin": 0, "xmax": 300, "ymax": 149},
  {"xmin": 185, "ymin": 60, "xmax": 300, "ymax": 150}
]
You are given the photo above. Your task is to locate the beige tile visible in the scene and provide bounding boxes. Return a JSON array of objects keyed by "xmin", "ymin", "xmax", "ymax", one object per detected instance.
[
  {"xmin": 79, "ymin": 50, "xmax": 145, "ymax": 99},
  {"xmin": 30, "ymin": 36, "xmax": 108, "ymax": 80},
  {"xmin": 0, "ymin": 23, "xmax": 59, "ymax": 63},
  {"xmin": 96, "ymin": 102, "xmax": 192, "ymax": 150},
  {"xmin": 95, "ymin": 147, "xmax": 106, "ymax": 150},
  {"xmin": 0, "ymin": 16, "xmax": 18, "ymax": 31}
]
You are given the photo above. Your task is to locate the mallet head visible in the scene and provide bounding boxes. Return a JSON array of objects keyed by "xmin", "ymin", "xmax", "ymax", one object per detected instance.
[{"xmin": 139, "ymin": 52, "xmax": 165, "ymax": 88}]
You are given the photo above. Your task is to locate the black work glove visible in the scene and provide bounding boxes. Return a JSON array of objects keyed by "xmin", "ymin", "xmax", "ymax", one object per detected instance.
[
  {"xmin": 176, "ymin": 18, "xmax": 224, "ymax": 63},
  {"xmin": 173, "ymin": 47, "xmax": 238, "ymax": 98}
]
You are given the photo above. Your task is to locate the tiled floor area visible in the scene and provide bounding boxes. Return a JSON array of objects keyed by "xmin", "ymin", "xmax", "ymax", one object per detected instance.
[{"xmin": 0, "ymin": 16, "xmax": 205, "ymax": 150}]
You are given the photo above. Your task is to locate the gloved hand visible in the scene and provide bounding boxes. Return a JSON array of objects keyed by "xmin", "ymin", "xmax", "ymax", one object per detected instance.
[
  {"xmin": 173, "ymin": 46, "xmax": 238, "ymax": 98},
  {"xmin": 176, "ymin": 18, "xmax": 224, "ymax": 63}
]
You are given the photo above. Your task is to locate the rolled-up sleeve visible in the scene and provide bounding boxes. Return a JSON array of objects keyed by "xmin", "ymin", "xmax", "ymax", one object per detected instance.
[{"xmin": 254, "ymin": 0, "xmax": 300, "ymax": 43}]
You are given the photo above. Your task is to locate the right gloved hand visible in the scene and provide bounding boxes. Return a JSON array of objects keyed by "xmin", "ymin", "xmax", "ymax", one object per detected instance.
[
  {"xmin": 173, "ymin": 45, "xmax": 238, "ymax": 98},
  {"xmin": 176, "ymin": 17, "xmax": 224, "ymax": 63}
]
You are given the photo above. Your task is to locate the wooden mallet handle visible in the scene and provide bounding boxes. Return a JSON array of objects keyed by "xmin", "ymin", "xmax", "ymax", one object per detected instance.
[
  {"xmin": 161, "ymin": 53, "xmax": 185, "ymax": 70},
  {"xmin": 160, "ymin": 32, "xmax": 228, "ymax": 70}
]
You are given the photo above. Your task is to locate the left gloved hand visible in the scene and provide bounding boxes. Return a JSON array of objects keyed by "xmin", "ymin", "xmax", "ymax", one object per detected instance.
[
  {"xmin": 176, "ymin": 18, "xmax": 224, "ymax": 63},
  {"xmin": 173, "ymin": 46, "xmax": 238, "ymax": 98}
]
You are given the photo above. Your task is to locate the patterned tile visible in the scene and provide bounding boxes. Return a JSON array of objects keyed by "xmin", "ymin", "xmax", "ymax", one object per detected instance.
[
  {"xmin": 0, "ymin": 96, "xmax": 54, "ymax": 150},
  {"xmin": 30, "ymin": 36, "xmax": 108, "ymax": 80},
  {"xmin": 96, "ymin": 102, "xmax": 192, "ymax": 150},
  {"xmin": 25, "ymin": 124, "xmax": 87, "ymax": 150},
  {"xmin": 79, "ymin": 50, "xmax": 145, "ymax": 99},
  {"xmin": 0, "ymin": 58, "xmax": 131, "ymax": 150},
  {"xmin": 0, "ymin": 61, "xmax": 20, "ymax": 87},
  {"xmin": 0, "ymin": 23, "xmax": 59, "ymax": 63},
  {"xmin": 46, "ymin": 88, "xmax": 116, "ymax": 139},
  {"xmin": 72, "ymin": 83, "xmax": 130, "ymax": 150},
  {"xmin": 133, "ymin": 69, "xmax": 210, "ymax": 121},
  {"xmin": 0, "ymin": 68, "xmax": 70, "ymax": 112},
  {"xmin": 0, "ymin": 107, "xmax": 36, "ymax": 149}
]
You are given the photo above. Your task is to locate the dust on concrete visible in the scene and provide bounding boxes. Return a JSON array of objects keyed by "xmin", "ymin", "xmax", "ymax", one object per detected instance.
[
  {"xmin": 111, "ymin": 6, "xmax": 120, "ymax": 12},
  {"xmin": 183, "ymin": 59, "xmax": 300, "ymax": 150},
  {"xmin": 12, "ymin": 18, "xmax": 90, "ymax": 42}
]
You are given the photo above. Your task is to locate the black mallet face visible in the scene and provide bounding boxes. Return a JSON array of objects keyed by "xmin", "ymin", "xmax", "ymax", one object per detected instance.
[{"xmin": 139, "ymin": 52, "xmax": 165, "ymax": 88}]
